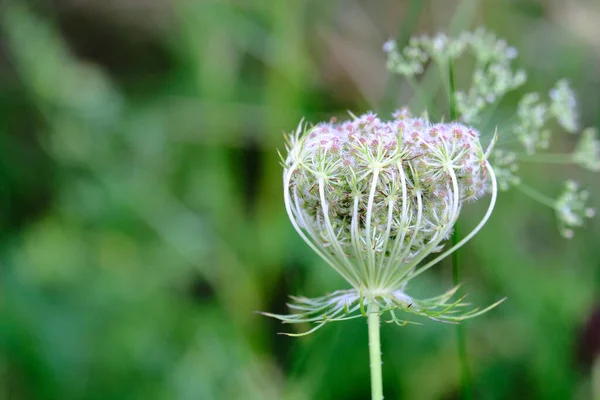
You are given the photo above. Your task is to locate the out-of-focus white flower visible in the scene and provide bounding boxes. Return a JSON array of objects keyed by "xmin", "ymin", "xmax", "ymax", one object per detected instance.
[
  {"xmin": 515, "ymin": 93, "xmax": 550, "ymax": 154},
  {"xmin": 556, "ymin": 180, "xmax": 595, "ymax": 239},
  {"xmin": 490, "ymin": 149, "xmax": 520, "ymax": 191},
  {"xmin": 549, "ymin": 80, "xmax": 578, "ymax": 134},
  {"xmin": 573, "ymin": 127, "xmax": 600, "ymax": 172}
]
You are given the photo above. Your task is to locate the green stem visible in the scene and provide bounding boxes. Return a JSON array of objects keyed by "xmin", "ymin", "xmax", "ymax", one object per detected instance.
[
  {"xmin": 452, "ymin": 225, "xmax": 472, "ymax": 400},
  {"xmin": 448, "ymin": 60, "xmax": 457, "ymax": 121},
  {"xmin": 517, "ymin": 153, "xmax": 575, "ymax": 164},
  {"xmin": 515, "ymin": 183, "xmax": 557, "ymax": 209},
  {"xmin": 381, "ymin": 0, "xmax": 423, "ymax": 114},
  {"xmin": 448, "ymin": 59, "xmax": 472, "ymax": 400},
  {"xmin": 368, "ymin": 302, "xmax": 383, "ymax": 400},
  {"xmin": 456, "ymin": 323, "xmax": 472, "ymax": 399},
  {"xmin": 593, "ymin": 356, "xmax": 600, "ymax": 400}
]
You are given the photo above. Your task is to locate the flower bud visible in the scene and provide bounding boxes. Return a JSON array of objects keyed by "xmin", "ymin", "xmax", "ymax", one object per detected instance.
[{"xmin": 283, "ymin": 111, "xmax": 495, "ymax": 293}]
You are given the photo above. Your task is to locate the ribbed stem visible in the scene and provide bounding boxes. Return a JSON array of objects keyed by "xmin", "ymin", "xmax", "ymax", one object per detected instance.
[{"xmin": 368, "ymin": 302, "xmax": 383, "ymax": 400}]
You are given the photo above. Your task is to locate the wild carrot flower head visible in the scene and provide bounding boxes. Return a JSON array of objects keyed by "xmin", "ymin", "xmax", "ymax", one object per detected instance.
[{"xmin": 263, "ymin": 111, "xmax": 501, "ymax": 334}]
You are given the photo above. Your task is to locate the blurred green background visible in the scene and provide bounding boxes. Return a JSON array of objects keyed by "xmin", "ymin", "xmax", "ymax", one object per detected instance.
[{"xmin": 0, "ymin": 0, "xmax": 599, "ymax": 399}]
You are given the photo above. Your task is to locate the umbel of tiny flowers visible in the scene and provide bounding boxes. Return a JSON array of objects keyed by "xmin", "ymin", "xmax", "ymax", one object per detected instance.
[
  {"xmin": 384, "ymin": 29, "xmax": 599, "ymax": 238},
  {"xmin": 262, "ymin": 111, "xmax": 503, "ymax": 336}
]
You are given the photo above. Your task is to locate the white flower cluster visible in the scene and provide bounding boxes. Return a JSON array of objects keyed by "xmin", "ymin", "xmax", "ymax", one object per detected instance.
[
  {"xmin": 454, "ymin": 28, "xmax": 526, "ymax": 123},
  {"xmin": 550, "ymin": 79, "xmax": 578, "ymax": 134},
  {"xmin": 514, "ymin": 80, "xmax": 580, "ymax": 155},
  {"xmin": 556, "ymin": 180, "xmax": 595, "ymax": 239},
  {"xmin": 514, "ymin": 93, "xmax": 549, "ymax": 154},
  {"xmin": 384, "ymin": 29, "xmax": 526, "ymax": 124},
  {"xmin": 283, "ymin": 111, "xmax": 495, "ymax": 294},
  {"xmin": 490, "ymin": 149, "xmax": 520, "ymax": 191},
  {"xmin": 574, "ymin": 128, "xmax": 600, "ymax": 172},
  {"xmin": 383, "ymin": 39, "xmax": 428, "ymax": 77},
  {"xmin": 384, "ymin": 29, "xmax": 598, "ymax": 238}
]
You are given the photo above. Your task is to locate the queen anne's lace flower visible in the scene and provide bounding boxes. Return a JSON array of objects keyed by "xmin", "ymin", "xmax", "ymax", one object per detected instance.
[
  {"xmin": 266, "ymin": 28, "xmax": 597, "ymax": 337},
  {"xmin": 263, "ymin": 111, "xmax": 501, "ymax": 334}
]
